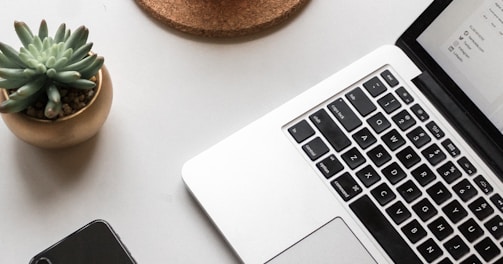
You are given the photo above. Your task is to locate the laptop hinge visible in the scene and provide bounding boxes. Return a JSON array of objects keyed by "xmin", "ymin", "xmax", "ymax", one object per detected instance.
[{"xmin": 412, "ymin": 71, "xmax": 503, "ymax": 178}]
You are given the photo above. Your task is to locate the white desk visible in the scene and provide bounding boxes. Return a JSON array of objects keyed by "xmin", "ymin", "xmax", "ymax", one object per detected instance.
[{"xmin": 0, "ymin": 0, "xmax": 432, "ymax": 262}]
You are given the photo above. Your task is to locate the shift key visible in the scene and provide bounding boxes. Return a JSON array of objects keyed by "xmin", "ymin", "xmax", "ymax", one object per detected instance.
[{"xmin": 310, "ymin": 109, "xmax": 351, "ymax": 152}]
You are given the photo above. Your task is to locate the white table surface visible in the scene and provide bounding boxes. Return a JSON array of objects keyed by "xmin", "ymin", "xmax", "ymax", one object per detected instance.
[{"xmin": 0, "ymin": 0, "xmax": 432, "ymax": 263}]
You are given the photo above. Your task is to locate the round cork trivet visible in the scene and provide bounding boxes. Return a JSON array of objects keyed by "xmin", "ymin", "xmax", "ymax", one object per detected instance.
[{"xmin": 135, "ymin": 0, "xmax": 309, "ymax": 38}]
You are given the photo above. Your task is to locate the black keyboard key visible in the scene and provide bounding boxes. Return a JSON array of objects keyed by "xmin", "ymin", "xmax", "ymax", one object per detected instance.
[
  {"xmin": 288, "ymin": 120, "xmax": 315, "ymax": 143},
  {"xmin": 444, "ymin": 235, "xmax": 469, "ymax": 261},
  {"xmin": 382, "ymin": 162, "xmax": 406, "ymax": 184},
  {"xmin": 381, "ymin": 129, "xmax": 405, "ymax": 151},
  {"xmin": 427, "ymin": 217, "xmax": 453, "ymax": 241},
  {"xmin": 413, "ymin": 198, "xmax": 438, "ymax": 222},
  {"xmin": 392, "ymin": 110, "xmax": 416, "ymax": 131},
  {"xmin": 426, "ymin": 121, "xmax": 445, "ymax": 139},
  {"xmin": 367, "ymin": 145, "xmax": 391, "ymax": 167},
  {"xmin": 411, "ymin": 104, "xmax": 429, "ymax": 122},
  {"xmin": 453, "ymin": 179, "xmax": 478, "ymax": 202},
  {"xmin": 490, "ymin": 194, "xmax": 503, "ymax": 213},
  {"xmin": 396, "ymin": 87, "xmax": 414, "ymax": 105},
  {"xmin": 474, "ymin": 237, "xmax": 500, "ymax": 262},
  {"xmin": 386, "ymin": 201, "xmax": 411, "ymax": 225},
  {"xmin": 457, "ymin": 156, "xmax": 477, "ymax": 176},
  {"xmin": 381, "ymin": 70, "xmax": 399, "ymax": 87},
  {"xmin": 352, "ymin": 127, "xmax": 377, "ymax": 149},
  {"xmin": 316, "ymin": 154, "xmax": 344, "ymax": 179},
  {"xmin": 412, "ymin": 164, "xmax": 436, "ymax": 186},
  {"xmin": 363, "ymin": 76, "xmax": 387, "ymax": 97},
  {"xmin": 341, "ymin": 147, "xmax": 366, "ymax": 169},
  {"xmin": 346, "ymin": 87, "xmax": 376, "ymax": 117},
  {"xmin": 438, "ymin": 258, "xmax": 453, "ymax": 264},
  {"xmin": 310, "ymin": 109, "xmax": 351, "ymax": 152},
  {"xmin": 417, "ymin": 238, "xmax": 443, "ymax": 263},
  {"xmin": 396, "ymin": 146, "xmax": 421, "ymax": 169},
  {"xmin": 459, "ymin": 218, "xmax": 484, "ymax": 242},
  {"xmin": 356, "ymin": 165, "xmax": 381, "ymax": 187},
  {"xmin": 371, "ymin": 182, "xmax": 396, "ymax": 206},
  {"xmin": 468, "ymin": 197, "xmax": 494, "ymax": 221},
  {"xmin": 331, "ymin": 172, "xmax": 362, "ymax": 201},
  {"xmin": 427, "ymin": 181, "xmax": 452, "ymax": 205},
  {"xmin": 407, "ymin": 126, "xmax": 431, "ymax": 148},
  {"xmin": 302, "ymin": 137, "xmax": 329, "ymax": 161},
  {"xmin": 422, "ymin": 144, "xmax": 446, "ymax": 166},
  {"xmin": 349, "ymin": 195, "xmax": 423, "ymax": 264},
  {"xmin": 378, "ymin": 93, "xmax": 401, "ymax": 114},
  {"xmin": 402, "ymin": 219, "xmax": 427, "ymax": 244},
  {"xmin": 473, "ymin": 175, "xmax": 493, "ymax": 194},
  {"xmin": 367, "ymin": 112, "xmax": 391, "ymax": 134},
  {"xmin": 485, "ymin": 215, "xmax": 503, "ymax": 240},
  {"xmin": 328, "ymin": 98, "xmax": 362, "ymax": 132},
  {"xmin": 441, "ymin": 139, "xmax": 460, "ymax": 158},
  {"xmin": 443, "ymin": 200, "xmax": 468, "ymax": 224},
  {"xmin": 460, "ymin": 255, "xmax": 481, "ymax": 264},
  {"xmin": 437, "ymin": 161, "xmax": 462, "ymax": 184},
  {"xmin": 397, "ymin": 180, "xmax": 422, "ymax": 203}
]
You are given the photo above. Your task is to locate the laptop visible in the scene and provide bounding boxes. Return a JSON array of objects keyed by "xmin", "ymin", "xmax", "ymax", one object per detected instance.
[{"xmin": 182, "ymin": 0, "xmax": 503, "ymax": 263}]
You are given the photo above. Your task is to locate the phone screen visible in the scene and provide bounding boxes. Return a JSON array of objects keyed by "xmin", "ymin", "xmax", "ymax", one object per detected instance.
[{"xmin": 29, "ymin": 220, "xmax": 136, "ymax": 264}]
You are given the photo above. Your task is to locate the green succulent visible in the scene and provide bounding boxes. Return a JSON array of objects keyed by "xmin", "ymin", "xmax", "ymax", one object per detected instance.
[{"xmin": 0, "ymin": 20, "xmax": 104, "ymax": 119}]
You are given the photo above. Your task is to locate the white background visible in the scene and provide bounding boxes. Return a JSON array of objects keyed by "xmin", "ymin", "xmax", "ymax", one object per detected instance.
[{"xmin": 0, "ymin": 0, "xmax": 431, "ymax": 263}]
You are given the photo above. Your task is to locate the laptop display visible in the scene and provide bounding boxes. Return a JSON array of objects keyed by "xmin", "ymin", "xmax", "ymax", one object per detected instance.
[{"xmin": 418, "ymin": 0, "xmax": 503, "ymax": 132}]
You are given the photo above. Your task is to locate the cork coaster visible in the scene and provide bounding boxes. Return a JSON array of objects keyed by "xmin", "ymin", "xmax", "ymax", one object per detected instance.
[{"xmin": 135, "ymin": 0, "xmax": 309, "ymax": 38}]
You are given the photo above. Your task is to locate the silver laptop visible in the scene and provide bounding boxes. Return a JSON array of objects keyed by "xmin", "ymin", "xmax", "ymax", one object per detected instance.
[{"xmin": 182, "ymin": 0, "xmax": 503, "ymax": 263}]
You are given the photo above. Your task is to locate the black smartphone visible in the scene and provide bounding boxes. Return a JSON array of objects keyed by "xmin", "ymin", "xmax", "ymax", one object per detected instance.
[{"xmin": 29, "ymin": 220, "xmax": 136, "ymax": 264}]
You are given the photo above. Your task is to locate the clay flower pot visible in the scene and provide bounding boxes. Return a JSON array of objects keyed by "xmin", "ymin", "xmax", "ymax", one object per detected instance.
[{"xmin": 0, "ymin": 66, "xmax": 113, "ymax": 149}]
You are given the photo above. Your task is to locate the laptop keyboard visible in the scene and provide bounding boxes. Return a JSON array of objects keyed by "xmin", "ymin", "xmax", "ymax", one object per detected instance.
[{"xmin": 287, "ymin": 67, "xmax": 503, "ymax": 264}]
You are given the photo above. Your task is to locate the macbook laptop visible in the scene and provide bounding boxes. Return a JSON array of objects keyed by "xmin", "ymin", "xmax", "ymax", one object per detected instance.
[{"xmin": 182, "ymin": 0, "xmax": 503, "ymax": 263}]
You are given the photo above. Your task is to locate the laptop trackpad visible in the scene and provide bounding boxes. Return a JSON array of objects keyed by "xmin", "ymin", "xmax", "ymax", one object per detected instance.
[{"xmin": 267, "ymin": 217, "xmax": 376, "ymax": 264}]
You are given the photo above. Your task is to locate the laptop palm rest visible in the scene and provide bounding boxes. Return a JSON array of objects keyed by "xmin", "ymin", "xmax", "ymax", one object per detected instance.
[{"xmin": 267, "ymin": 218, "xmax": 376, "ymax": 264}]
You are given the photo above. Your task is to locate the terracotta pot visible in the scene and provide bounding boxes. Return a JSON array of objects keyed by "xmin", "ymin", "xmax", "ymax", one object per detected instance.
[{"xmin": 0, "ymin": 66, "xmax": 113, "ymax": 148}]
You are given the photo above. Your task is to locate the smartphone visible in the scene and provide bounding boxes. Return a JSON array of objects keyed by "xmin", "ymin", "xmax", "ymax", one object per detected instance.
[{"xmin": 29, "ymin": 220, "xmax": 136, "ymax": 264}]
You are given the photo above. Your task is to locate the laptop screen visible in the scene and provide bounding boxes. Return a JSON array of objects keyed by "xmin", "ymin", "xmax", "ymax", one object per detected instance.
[{"xmin": 417, "ymin": 0, "xmax": 503, "ymax": 133}]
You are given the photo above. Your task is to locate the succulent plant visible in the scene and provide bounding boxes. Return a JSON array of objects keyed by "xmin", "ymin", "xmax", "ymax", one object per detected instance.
[{"xmin": 0, "ymin": 20, "xmax": 104, "ymax": 119}]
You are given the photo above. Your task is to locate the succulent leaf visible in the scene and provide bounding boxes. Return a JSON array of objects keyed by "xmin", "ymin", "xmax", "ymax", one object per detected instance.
[
  {"xmin": 67, "ymin": 78, "xmax": 96, "ymax": 90},
  {"xmin": 38, "ymin": 20, "xmax": 49, "ymax": 40},
  {"xmin": 26, "ymin": 44, "xmax": 40, "ymax": 58},
  {"xmin": 0, "ymin": 92, "xmax": 39, "ymax": 113},
  {"xmin": 0, "ymin": 42, "xmax": 27, "ymax": 67},
  {"xmin": 32, "ymin": 36, "xmax": 43, "ymax": 51},
  {"xmin": 47, "ymin": 69, "xmax": 81, "ymax": 83},
  {"xmin": 0, "ymin": 77, "xmax": 30, "ymax": 89},
  {"xmin": 45, "ymin": 84, "xmax": 63, "ymax": 119},
  {"xmin": 54, "ymin": 23, "xmax": 66, "ymax": 43},
  {"xmin": 63, "ymin": 29, "xmax": 71, "ymax": 42},
  {"xmin": 0, "ymin": 53, "xmax": 20, "ymax": 68},
  {"xmin": 46, "ymin": 84, "xmax": 60, "ymax": 103},
  {"xmin": 45, "ymin": 56, "xmax": 56, "ymax": 68},
  {"xmin": 8, "ymin": 76, "xmax": 46, "ymax": 100},
  {"xmin": 52, "ymin": 57, "xmax": 68, "ymax": 70},
  {"xmin": 76, "ymin": 28, "xmax": 89, "ymax": 49},
  {"xmin": 14, "ymin": 21, "xmax": 34, "ymax": 48},
  {"xmin": 64, "ymin": 54, "xmax": 97, "ymax": 72},
  {"xmin": 0, "ymin": 68, "xmax": 26, "ymax": 79},
  {"xmin": 64, "ymin": 26, "xmax": 86, "ymax": 50},
  {"xmin": 68, "ymin": 42, "xmax": 93, "ymax": 64},
  {"xmin": 80, "ymin": 56, "xmax": 104, "ymax": 79}
]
